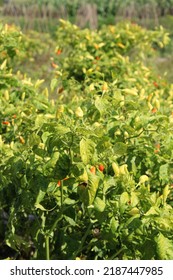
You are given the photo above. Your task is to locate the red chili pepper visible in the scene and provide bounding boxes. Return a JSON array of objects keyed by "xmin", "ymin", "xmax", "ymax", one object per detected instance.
[
  {"xmin": 51, "ymin": 62, "xmax": 58, "ymax": 68},
  {"xmin": 98, "ymin": 164, "xmax": 105, "ymax": 172},
  {"xmin": 63, "ymin": 177, "xmax": 68, "ymax": 181},
  {"xmin": 56, "ymin": 49, "xmax": 62, "ymax": 55},
  {"xmin": 151, "ymin": 107, "xmax": 157, "ymax": 113},
  {"xmin": 90, "ymin": 166, "xmax": 96, "ymax": 174},
  {"xmin": 153, "ymin": 81, "xmax": 158, "ymax": 87},
  {"xmin": 155, "ymin": 143, "xmax": 160, "ymax": 149},
  {"xmin": 57, "ymin": 180, "xmax": 61, "ymax": 187},
  {"xmin": 2, "ymin": 121, "xmax": 10, "ymax": 125}
]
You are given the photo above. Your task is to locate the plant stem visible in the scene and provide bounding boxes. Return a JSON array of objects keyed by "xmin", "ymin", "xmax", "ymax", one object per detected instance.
[
  {"xmin": 109, "ymin": 247, "xmax": 125, "ymax": 260},
  {"xmin": 45, "ymin": 235, "xmax": 50, "ymax": 260},
  {"xmin": 72, "ymin": 223, "xmax": 92, "ymax": 259},
  {"xmin": 60, "ymin": 180, "xmax": 63, "ymax": 208}
]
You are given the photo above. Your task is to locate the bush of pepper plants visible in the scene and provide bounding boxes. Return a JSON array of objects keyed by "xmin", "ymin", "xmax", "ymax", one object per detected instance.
[{"xmin": 0, "ymin": 20, "xmax": 173, "ymax": 260}]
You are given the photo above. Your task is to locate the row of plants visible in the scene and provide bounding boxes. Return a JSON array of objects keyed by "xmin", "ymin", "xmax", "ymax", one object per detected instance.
[
  {"xmin": 2, "ymin": 0, "xmax": 173, "ymax": 32},
  {"xmin": 0, "ymin": 20, "xmax": 173, "ymax": 260},
  {"xmin": 2, "ymin": 0, "xmax": 173, "ymax": 17}
]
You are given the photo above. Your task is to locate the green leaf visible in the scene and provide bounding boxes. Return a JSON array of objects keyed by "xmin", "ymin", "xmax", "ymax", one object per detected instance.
[
  {"xmin": 64, "ymin": 198, "xmax": 76, "ymax": 205},
  {"xmin": 155, "ymin": 217, "xmax": 173, "ymax": 231},
  {"xmin": 55, "ymin": 124, "xmax": 71, "ymax": 135},
  {"xmin": 35, "ymin": 115, "xmax": 45, "ymax": 128},
  {"xmin": 119, "ymin": 191, "xmax": 129, "ymax": 214},
  {"xmin": 6, "ymin": 233, "xmax": 30, "ymax": 251},
  {"xmin": 156, "ymin": 233, "xmax": 173, "ymax": 260},
  {"xmin": 54, "ymin": 154, "xmax": 71, "ymax": 179},
  {"xmin": 72, "ymin": 163, "xmax": 88, "ymax": 183},
  {"xmin": 130, "ymin": 192, "xmax": 139, "ymax": 207},
  {"xmin": 94, "ymin": 197, "xmax": 106, "ymax": 212},
  {"xmin": 28, "ymin": 133, "xmax": 40, "ymax": 146},
  {"xmin": 42, "ymin": 132, "xmax": 51, "ymax": 143},
  {"xmin": 119, "ymin": 192, "xmax": 129, "ymax": 206},
  {"xmin": 125, "ymin": 100, "xmax": 139, "ymax": 110},
  {"xmin": 43, "ymin": 151, "xmax": 59, "ymax": 176},
  {"xmin": 163, "ymin": 185, "xmax": 170, "ymax": 204},
  {"xmin": 35, "ymin": 79, "xmax": 44, "ymax": 89},
  {"xmin": 0, "ymin": 59, "xmax": 7, "ymax": 70},
  {"xmin": 103, "ymin": 176, "xmax": 116, "ymax": 194},
  {"xmin": 34, "ymin": 203, "xmax": 47, "ymax": 211},
  {"xmin": 35, "ymin": 189, "xmax": 46, "ymax": 205},
  {"xmin": 64, "ymin": 215, "xmax": 76, "ymax": 226},
  {"xmin": 47, "ymin": 182, "xmax": 58, "ymax": 194},
  {"xmin": 78, "ymin": 172, "xmax": 100, "ymax": 206},
  {"xmin": 80, "ymin": 138, "xmax": 96, "ymax": 165},
  {"xmin": 159, "ymin": 164, "xmax": 169, "ymax": 183},
  {"xmin": 110, "ymin": 217, "xmax": 119, "ymax": 234},
  {"xmin": 95, "ymin": 97, "xmax": 107, "ymax": 115},
  {"xmin": 87, "ymin": 172, "xmax": 100, "ymax": 205},
  {"xmin": 50, "ymin": 78, "xmax": 58, "ymax": 91},
  {"xmin": 144, "ymin": 206, "xmax": 159, "ymax": 217},
  {"xmin": 113, "ymin": 142, "xmax": 127, "ymax": 156}
]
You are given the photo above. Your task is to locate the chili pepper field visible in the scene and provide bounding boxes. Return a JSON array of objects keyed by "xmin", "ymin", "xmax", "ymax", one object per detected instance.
[{"xmin": 0, "ymin": 20, "xmax": 173, "ymax": 260}]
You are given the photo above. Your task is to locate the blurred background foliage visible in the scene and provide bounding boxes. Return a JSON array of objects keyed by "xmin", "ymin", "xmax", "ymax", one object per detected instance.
[{"xmin": 0, "ymin": 0, "xmax": 173, "ymax": 83}]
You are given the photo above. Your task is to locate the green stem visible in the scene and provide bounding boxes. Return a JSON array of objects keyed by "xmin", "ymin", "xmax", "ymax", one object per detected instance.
[
  {"xmin": 108, "ymin": 247, "xmax": 125, "ymax": 260},
  {"xmin": 60, "ymin": 180, "xmax": 63, "ymax": 208},
  {"xmin": 72, "ymin": 223, "xmax": 92, "ymax": 259},
  {"xmin": 45, "ymin": 235, "xmax": 50, "ymax": 260}
]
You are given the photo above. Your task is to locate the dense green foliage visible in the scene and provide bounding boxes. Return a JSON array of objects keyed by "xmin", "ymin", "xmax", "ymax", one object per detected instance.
[{"xmin": 0, "ymin": 21, "xmax": 173, "ymax": 260}]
